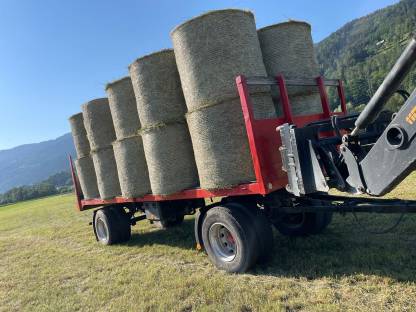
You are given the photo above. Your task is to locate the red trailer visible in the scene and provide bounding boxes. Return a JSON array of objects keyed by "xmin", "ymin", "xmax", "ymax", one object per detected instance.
[{"xmin": 71, "ymin": 38, "xmax": 416, "ymax": 272}]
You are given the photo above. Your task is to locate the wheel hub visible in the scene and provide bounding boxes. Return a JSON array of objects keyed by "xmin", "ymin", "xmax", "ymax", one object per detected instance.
[
  {"xmin": 208, "ymin": 223, "xmax": 237, "ymax": 262},
  {"xmin": 96, "ymin": 218, "xmax": 109, "ymax": 242}
]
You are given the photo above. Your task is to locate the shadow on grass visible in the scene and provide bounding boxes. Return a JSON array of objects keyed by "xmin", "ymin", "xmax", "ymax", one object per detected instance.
[
  {"xmin": 126, "ymin": 219, "xmax": 196, "ymax": 250},
  {"xmin": 124, "ymin": 216, "xmax": 416, "ymax": 282}
]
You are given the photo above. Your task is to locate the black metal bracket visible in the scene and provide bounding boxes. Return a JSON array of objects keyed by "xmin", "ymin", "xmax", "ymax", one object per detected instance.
[{"xmin": 298, "ymin": 193, "xmax": 416, "ymax": 214}]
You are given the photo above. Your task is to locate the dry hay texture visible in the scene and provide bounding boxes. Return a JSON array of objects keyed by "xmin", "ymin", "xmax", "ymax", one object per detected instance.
[
  {"xmin": 129, "ymin": 49, "xmax": 199, "ymax": 195},
  {"xmin": 75, "ymin": 156, "xmax": 99, "ymax": 199},
  {"xmin": 140, "ymin": 123, "xmax": 199, "ymax": 195},
  {"xmin": 171, "ymin": 9, "xmax": 276, "ymax": 189},
  {"xmin": 82, "ymin": 98, "xmax": 121, "ymax": 199},
  {"xmin": 92, "ymin": 148, "xmax": 121, "ymax": 199},
  {"xmin": 82, "ymin": 98, "xmax": 117, "ymax": 150},
  {"xmin": 106, "ymin": 77, "xmax": 141, "ymax": 140},
  {"xmin": 129, "ymin": 49, "xmax": 187, "ymax": 125},
  {"xmin": 106, "ymin": 76, "xmax": 151, "ymax": 198},
  {"xmin": 68, "ymin": 112, "xmax": 90, "ymax": 158},
  {"xmin": 258, "ymin": 21, "xmax": 322, "ymax": 115},
  {"xmin": 113, "ymin": 136, "xmax": 151, "ymax": 198}
]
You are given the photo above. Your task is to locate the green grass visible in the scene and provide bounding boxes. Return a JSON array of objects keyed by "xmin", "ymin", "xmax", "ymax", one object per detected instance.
[{"xmin": 1, "ymin": 174, "xmax": 416, "ymax": 312}]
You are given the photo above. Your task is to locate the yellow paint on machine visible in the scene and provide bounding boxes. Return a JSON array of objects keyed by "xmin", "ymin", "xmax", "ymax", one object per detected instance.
[{"xmin": 406, "ymin": 105, "xmax": 416, "ymax": 124}]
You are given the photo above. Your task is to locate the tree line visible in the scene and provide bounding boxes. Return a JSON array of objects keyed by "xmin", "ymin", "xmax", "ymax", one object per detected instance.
[{"xmin": 0, "ymin": 171, "xmax": 73, "ymax": 205}]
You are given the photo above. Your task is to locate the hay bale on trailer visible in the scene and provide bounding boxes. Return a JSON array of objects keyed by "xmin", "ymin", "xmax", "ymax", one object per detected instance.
[
  {"xmin": 69, "ymin": 112, "xmax": 99, "ymax": 199},
  {"xmin": 258, "ymin": 21, "xmax": 322, "ymax": 115},
  {"xmin": 106, "ymin": 77, "xmax": 151, "ymax": 198},
  {"xmin": 113, "ymin": 136, "xmax": 150, "ymax": 198},
  {"xmin": 91, "ymin": 147, "xmax": 121, "ymax": 199},
  {"xmin": 106, "ymin": 77, "xmax": 141, "ymax": 140},
  {"xmin": 75, "ymin": 156, "xmax": 99, "ymax": 199},
  {"xmin": 129, "ymin": 49, "xmax": 199, "ymax": 195},
  {"xmin": 82, "ymin": 98, "xmax": 117, "ymax": 150},
  {"xmin": 171, "ymin": 9, "xmax": 276, "ymax": 190},
  {"xmin": 69, "ymin": 112, "xmax": 90, "ymax": 158},
  {"xmin": 82, "ymin": 98, "xmax": 121, "ymax": 199}
]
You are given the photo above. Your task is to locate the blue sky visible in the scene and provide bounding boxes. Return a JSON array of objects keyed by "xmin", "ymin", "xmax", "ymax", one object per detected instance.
[{"xmin": 0, "ymin": 0, "xmax": 399, "ymax": 150}]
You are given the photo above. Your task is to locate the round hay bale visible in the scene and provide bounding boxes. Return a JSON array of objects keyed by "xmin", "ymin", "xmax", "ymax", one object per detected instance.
[
  {"xmin": 106, "ymin": 77, "xmax": 141, "ymax": 140},
  {"xmin": 92, "ymin": 147, "xmax": 121, "ymax": 199},
  {"xmin": 82, "ymin": 98, "xmax": 116, "ymax": 150},
  {"xmin": 285, "ymin": 93, "xmax": 322, "ymax": 116},
  {"xmin": 129, "ymin": 49, "xmax": 186, "ymax": 126},
  {"xmin": 113, "ymin": 136, "xmax": 151, "ymax": 198},
  {"xmin": 273, "ymin": 91, "xmax": 323, "ymax": 116},
  {"xmin": 129, "ymin": 49, "xmax": 199, "ymax": 194},
  {"xmin": 141, "ymin": 123, "xmax": 199, "ymax": 195},
  {"xmin": 171, "ymin": 9, "xmax": 276, "ymax": 118},
  {"xmin": 69, "ymin": 112, "xmax": 90, "ymax": 158},
  {"xmin": 186, "ymin": 98, "xmax": 254, "ymax": 189},
  {"xmin": 75, "ymin": 156, "xmax": 99, "ymax": 199},
  {"xmin": 258, "ymin": 21, "xmax": 322, "ymax": 114},
  {"xmin": 171, "ymin": 9, "xmax": 274, "ymax": 189}
]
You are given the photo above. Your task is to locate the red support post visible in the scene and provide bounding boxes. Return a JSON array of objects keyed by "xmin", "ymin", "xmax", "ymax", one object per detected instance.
[
  {"xmin": 235, "ymin": 75, "xmax": 267, "ymax": 194},
  {"xmin": 276, "ymin": 75, "xmax": 294, "ymax": 124},
  {"xmin": 316, "ymin": 76, "xmax": 331, "ymax": 118},
  {"xmin": 69, "ymin": 155, "xmax": 82, "ymax": 211},
  {"xmin": 337, "ymin": 79, "xmax": 347, "ymax": 115}
]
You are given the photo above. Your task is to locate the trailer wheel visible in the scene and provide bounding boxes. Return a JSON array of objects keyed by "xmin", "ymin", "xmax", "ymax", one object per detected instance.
[
  {"xmin": 309, "ymin": 211, "xmax": 332, "ymax": 235},
  {"xmin": 272, "ymin": 211, "xmax": 332, "ymax": 236},
  {"xmin": 201, "ymin": 205, "xmax": 258, "ymax": 273},
  {"xmin": 94, "ymin": 206, "xmax": 131, "ymax": 245},
  {"xmin": 110, "ymin": 206, "xmax": 132, "ymax": 242},
  {"xmin": 226, "ymin": 202, "xmax": 274, "ymax": 263}
]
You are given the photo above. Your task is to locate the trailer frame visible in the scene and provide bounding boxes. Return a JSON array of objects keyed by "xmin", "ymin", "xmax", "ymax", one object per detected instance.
[
  {"xmin": 69, "ymin": 37, "xmax": 416, "ymax": 273},
  {"xmin": 70, "ymin": 74, "xmax": 347, "ymax": 211},
  {"xmin": 70, "ymin": 73, "xmax": 416, "ymax": 273}
]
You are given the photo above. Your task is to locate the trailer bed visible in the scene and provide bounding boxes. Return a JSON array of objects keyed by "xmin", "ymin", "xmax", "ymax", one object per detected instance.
[{"xmin": 71, "ymin": 75, "xmax": 346, "ymax": 211}]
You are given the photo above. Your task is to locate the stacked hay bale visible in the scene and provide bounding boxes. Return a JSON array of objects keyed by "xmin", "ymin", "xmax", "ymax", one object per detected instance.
[
  {"xmin": 68, "ymin": 113, "xmax": 99, "ymax": 199},
  {"xmin": 171, "ymin": 9, "xmax": 276, "ymax": 190},
  {"xmin": 106, "ymin": 77, "xmax": 151, "ymax": 198},
  {"xmin": 129, "ymin": 49, "xmax": 199, "ymax": 195},
  {"xmin": 258, "ymin": 21, "xmax": 322, "ymax": 115},
  {"xmin": 82, "ymin": 98, "xmax": 121, "ymax": 199}
]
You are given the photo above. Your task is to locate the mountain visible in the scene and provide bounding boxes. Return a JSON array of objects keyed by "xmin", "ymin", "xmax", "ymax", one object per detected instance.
[
  {"xmin": 0, "ymin": 133, "xmax": 75, "ymax": 193},
  {"xmin": 316, "ymin": 0, "xmax": 416, "ymax": 112}
]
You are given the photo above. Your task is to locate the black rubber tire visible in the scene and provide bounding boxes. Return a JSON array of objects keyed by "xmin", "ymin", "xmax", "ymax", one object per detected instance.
[
  {"xmin": 201, "ymin": 205, "xmax": 258, "ymax": 273},
  {"xmin": 110, "ymin": 206, "xmax": 132, "ymax": 242},
  {"xmin": 94, "ymin": 208, "xmax": 121, "ymax": 245},
  {"xmin": 226, "ymin": 203, "xmax": 274, "ymax": 264},
  {"xmin": 308, "ymin": 211, "xmax": 333, "ymax": 235},
  {"xmin": 272, "ymin": 212, "xmax": 333, "ymax": 237}
]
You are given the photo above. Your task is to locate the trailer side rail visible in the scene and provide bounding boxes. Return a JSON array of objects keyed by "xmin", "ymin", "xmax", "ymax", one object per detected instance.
[{"xmin": 72, "ymin": 75, "xmax": 347, "ymax": 211}]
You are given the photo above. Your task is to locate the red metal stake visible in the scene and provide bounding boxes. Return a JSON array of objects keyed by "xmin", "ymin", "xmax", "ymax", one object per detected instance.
[
  {"xmin": 236, "ymin": 75, "xmax": 267, "ymax": 194},
  {"xmin": 316, "ymin": 76, "xmax": 331, "ymax": 118},
  {"xmin": 337, "ymin": 79, "xmax": 347, "ymax": 115},
  {"xmin": 276, "ymin": 75, "xmax": 294, "ymax": 124},
  {"xmin": 69, "ymin": 155, "xmax": 82, "ymax": 211}
]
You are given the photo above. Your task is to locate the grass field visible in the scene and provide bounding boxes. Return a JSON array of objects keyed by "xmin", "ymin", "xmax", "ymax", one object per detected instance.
[{"xmin": 1, "ymin": 174, "xmax": 416, "ymax": 311}]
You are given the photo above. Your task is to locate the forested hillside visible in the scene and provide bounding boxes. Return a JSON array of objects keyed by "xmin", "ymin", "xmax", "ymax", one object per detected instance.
[
  {"xmin": 0, "ymin": 171, "xmax": 73, "ymax": 205},
  {"xmin": 0, "ymin": 133, "xmax": 75, "ymax": 193},
  {"xmin": 316, "ymin": 0, "xmax": 416, "ymax": 112}
]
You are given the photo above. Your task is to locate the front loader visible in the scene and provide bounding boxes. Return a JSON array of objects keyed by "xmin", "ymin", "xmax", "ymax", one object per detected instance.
[{"xmin": 279, "ymin": 36, "xmax": 416, "ymax": 198}]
